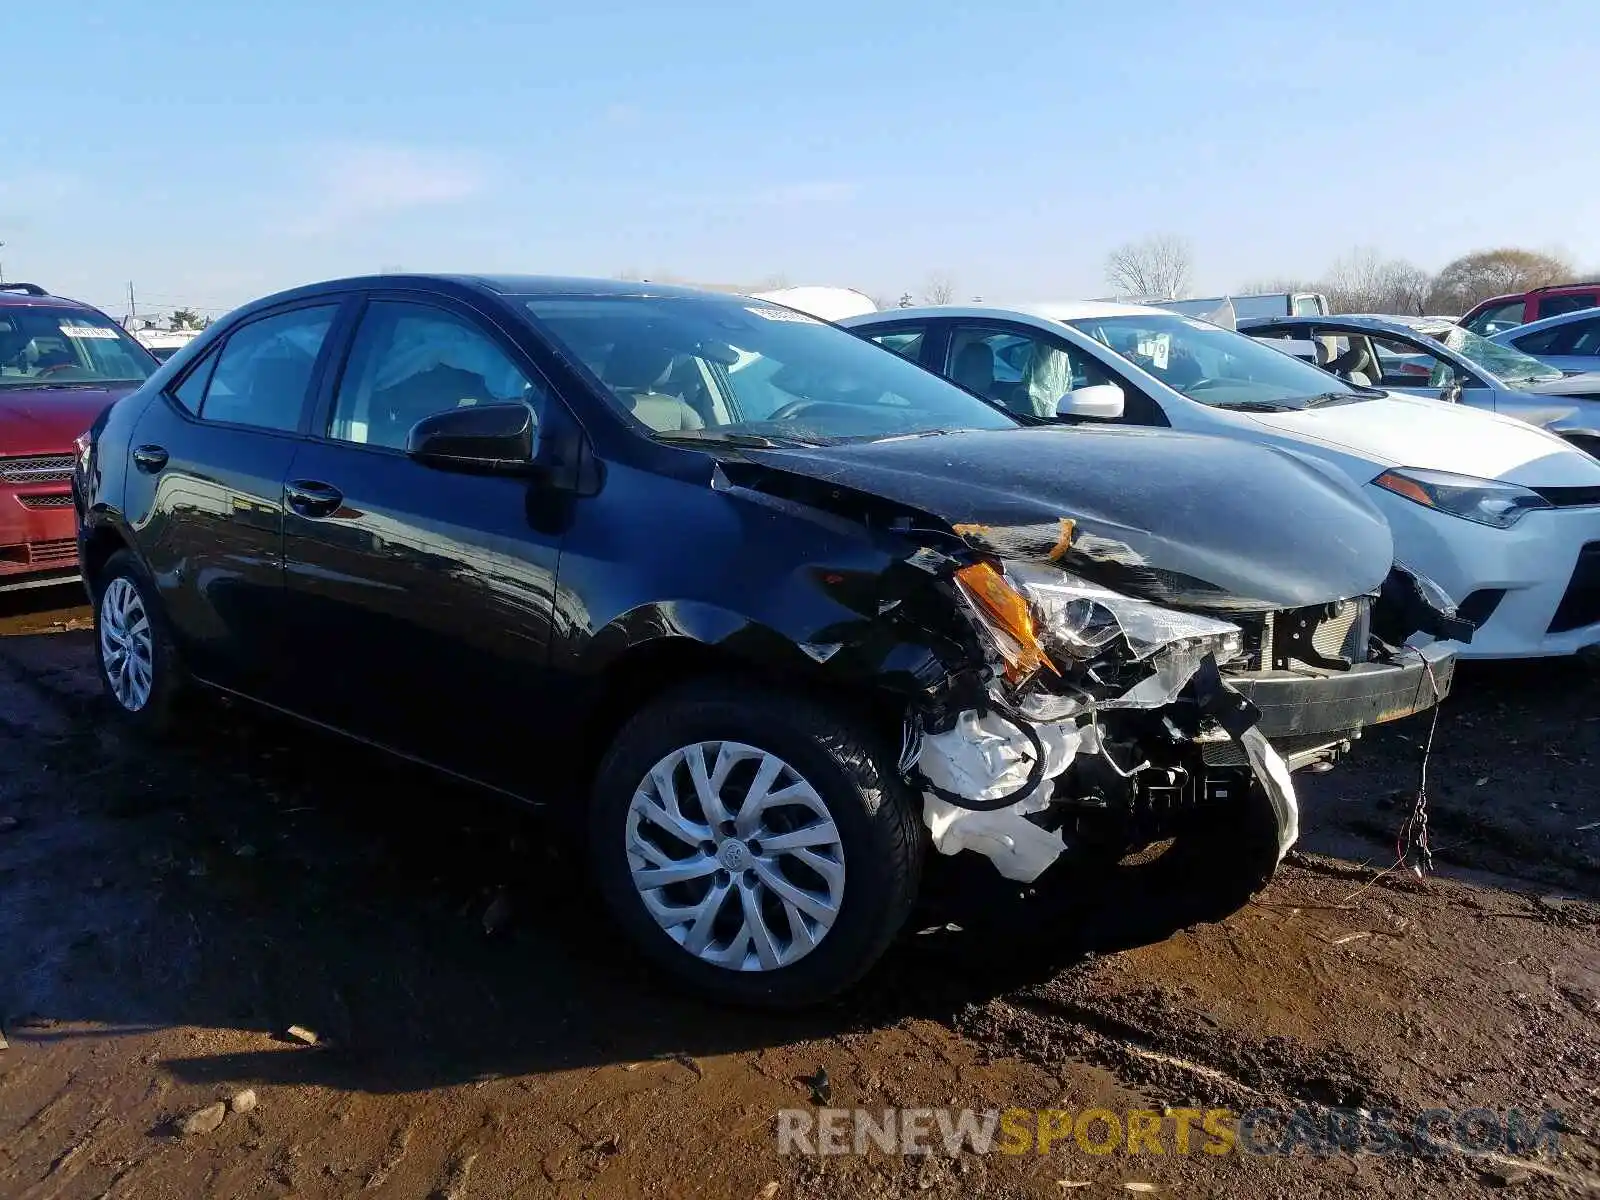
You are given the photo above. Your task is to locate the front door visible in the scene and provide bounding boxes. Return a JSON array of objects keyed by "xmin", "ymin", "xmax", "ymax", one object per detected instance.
[
  {"xmin": 280, "ymin": 296, "xmax": 563, "ymax": 791},
  {"xmin": 940, "ymin": 321, "xmax": 1169, "ymax": 425},
  {"xmin": 124, "ymin": 301, "xmax": 344, "ymax": 692},
  {"xmin": 1365, "ymin": 331, "xmax": 1499, "ymax": 411}
]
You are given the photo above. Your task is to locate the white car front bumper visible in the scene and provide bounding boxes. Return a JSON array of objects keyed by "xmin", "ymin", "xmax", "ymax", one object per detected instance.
[{"xmin": 1370, "ymin": 487, "xmax": 1600, "ymax": 658}]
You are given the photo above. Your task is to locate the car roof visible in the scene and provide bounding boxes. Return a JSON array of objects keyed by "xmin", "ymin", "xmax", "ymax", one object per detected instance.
[
  {"xmin": 1492, "ymin": 305, "xmax": 1600, "ymax": 338},
  {"xmin": 251, "ymin": 273, "xmax": 745, "ymax": 304},
  {"xmin": 1465, "ymin": 283, "xmax": 1600, "ymax": 316},
  {"xmin": 0, "ymin": 284, "xmax": 103, "ymax": 312},
  {"xmin": 1238, "ymin": 313, "xmax": 1459, "ymax": 338},
  {"xmin": 210, "ymin": 273, "xmax": 799, "ymax": 327},
  {"xmin": 843, "ymin": 300, "xmax": 1162, "ymax": 327}
]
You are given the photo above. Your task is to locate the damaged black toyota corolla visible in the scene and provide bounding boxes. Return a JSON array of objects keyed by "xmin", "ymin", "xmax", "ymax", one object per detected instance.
[{"xmin": 75, "ymin": 276, "xmax": 1467, "ymax": 1006}]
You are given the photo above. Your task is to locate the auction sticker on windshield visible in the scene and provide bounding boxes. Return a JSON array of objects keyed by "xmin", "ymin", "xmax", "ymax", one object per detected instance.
[{"xmin": 58, "ymin": 325, "xmax": 120, "ymax": 339}]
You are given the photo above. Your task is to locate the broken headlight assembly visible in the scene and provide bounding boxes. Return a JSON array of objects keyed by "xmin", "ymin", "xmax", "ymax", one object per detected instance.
[
  {"xmin": 954, "ymin": 559, "xmax": 1244, "ymax": 676},
  {"xmin": 1373, "ymin": 467, "xmax": 1551, "ymax": 529}
]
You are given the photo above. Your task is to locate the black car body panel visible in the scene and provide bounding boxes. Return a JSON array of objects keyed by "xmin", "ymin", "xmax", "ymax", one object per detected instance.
[
  {"xmin": 76, "ymin": 275, "xmax": 1456, "ymax": 804},
  {"xmin": 732, "ymin": 424, "xmax": 1394, "ymax": 613}
]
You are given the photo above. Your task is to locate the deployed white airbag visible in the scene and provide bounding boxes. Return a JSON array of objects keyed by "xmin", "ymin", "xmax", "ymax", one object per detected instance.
[{"xmin": 918, "ymin": 710, "xmax": 1082, "ymax": 882}]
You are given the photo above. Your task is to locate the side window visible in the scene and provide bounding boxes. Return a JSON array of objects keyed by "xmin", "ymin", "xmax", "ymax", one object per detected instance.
[
  {"xmin": 1292, "ymin": 295, "xmax": 1323, "ymax": 316},
  {"xmin": 1535, "ymin": 293, "xmax": 1599, "ymax": 321},
  {"xmin": 200, "ymin": 306, "xmax": 337, "ymax": 431},
  {"xmin": 330, "ymin": 302, "xmax": 544, "ymax": 450},
  {"xmin": 1517, "ymin": 316, "xmax": 1600, "ymax": 357},
  {"xmin": 945, "ymin": 325, "xmax": 1164, "ymax": 425},
  {"xmin": 1368, "ymin": 335, "xmax": 1450, "ymax": 387},
  {"xmin": 864, "ymin": 328, "xmax": 925, "ymax": 362},
  {"xmin": 169, "ymin": 348, "xmax": 218, "ymax": 414},
  {"xmin": 1468, "ymin": 301, "xmax": 1528, "ymax": 336},
  {"xmin": 1573, "ymin": 317, "xmax": 1600, "ymax": 355}
]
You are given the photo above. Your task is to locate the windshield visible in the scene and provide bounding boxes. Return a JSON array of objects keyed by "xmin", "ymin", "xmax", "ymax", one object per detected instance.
[
  {"xmin": 523, "ymin": 295, "xmax": 1019, "ymax": 443},
  {"xmin": 1064, "ymin": 313, "xmax": 1365, "ymax": 411},
  {"xmin": 0, "ymin": 307, "xmax": 157, "ymax": 389},
  {"xmin": 1431, "ymin": 324, "xmax": 1561, "ymax": 385}
]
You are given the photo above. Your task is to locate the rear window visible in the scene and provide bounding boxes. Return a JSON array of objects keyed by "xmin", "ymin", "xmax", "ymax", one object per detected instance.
[{"xmin": 0, "ymin": 307, "xmax": 157, "ymax": 389}]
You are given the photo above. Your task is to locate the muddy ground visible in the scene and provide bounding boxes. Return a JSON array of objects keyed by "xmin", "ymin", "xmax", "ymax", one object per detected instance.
[{"xmin": 1, "ymin": 583, "xmax": 1597, "ymax": 1199}]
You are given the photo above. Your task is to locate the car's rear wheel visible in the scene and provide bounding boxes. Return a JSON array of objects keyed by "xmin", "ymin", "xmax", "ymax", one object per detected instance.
[
  {"xmin": 94, "ymin": 550, "xmax": 184, "ymax": 734},
  {"xmin": 589, "ymin": 682, "xmax": 922, "ymax": 1007}
]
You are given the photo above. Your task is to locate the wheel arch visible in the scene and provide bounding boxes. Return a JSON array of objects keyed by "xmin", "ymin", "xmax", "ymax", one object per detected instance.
[
  {"xmin": 570, "ymin": 608, "xmax": 926, "ymax": 797},
  {"xmin": 79, "ymin": 517, "xmax": 134, "ymax": 600}
]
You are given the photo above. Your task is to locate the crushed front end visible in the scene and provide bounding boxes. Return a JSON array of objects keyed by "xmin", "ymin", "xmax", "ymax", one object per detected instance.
[{"xmin": 902, "ymin": 529, "xmax": 1467, "ymax": 885}]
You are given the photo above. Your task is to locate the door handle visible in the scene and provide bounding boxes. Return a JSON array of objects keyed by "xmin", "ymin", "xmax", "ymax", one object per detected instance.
[
  {"xmin": 285, "ymin": 479, "xmax": 344, "ymax": 518},
  {"xmin": 132, "ymin": 444, "xmax": 168, "ymax": 473}
]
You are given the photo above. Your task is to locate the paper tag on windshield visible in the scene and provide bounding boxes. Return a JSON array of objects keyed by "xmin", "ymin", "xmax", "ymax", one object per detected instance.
[
  {"xmin": 1136, "ymin": 336, "xmax": 1170, "ymax": 370},
  {"xmin": 59, "ymin": 324, "xmax": 119, "ymax": 339},
  {"xmin": 745, "ymin": 305, "xmax": 819, "ymax": 323}
]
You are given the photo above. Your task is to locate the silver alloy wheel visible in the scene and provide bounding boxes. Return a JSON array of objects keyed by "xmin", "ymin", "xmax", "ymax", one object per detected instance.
[
  {"xmin": 625, "ymin": 740, "xmax": 846, "ymax": 972},
  {"xmin": 99, "ymin": 576, "xmax": 154, "ymax": 712}
]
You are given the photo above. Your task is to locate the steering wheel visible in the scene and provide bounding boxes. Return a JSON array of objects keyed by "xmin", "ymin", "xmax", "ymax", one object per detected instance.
[
  {"xmin": 767, "ymin": 398, "xmax": 823, "ymax": 422},
  {"xmin": 35, "ymin": 361, "xmax": 75, "ymax": 377},
  {"xmin": 1183, "ymin": 377, "xmax": 1221, "ymax": 392}
]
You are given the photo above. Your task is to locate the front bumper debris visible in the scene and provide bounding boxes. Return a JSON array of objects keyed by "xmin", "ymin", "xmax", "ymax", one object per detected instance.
[
  {"xmin": 1221, "ymin": 641, "xmax": 1455, "ymax": 740},
  {"xmin": 906, "ymin": 555, "xmax": 1464, "ymax": 886}
]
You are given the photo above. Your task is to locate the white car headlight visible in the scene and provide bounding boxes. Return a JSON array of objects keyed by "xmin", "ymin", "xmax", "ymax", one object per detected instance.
[
  {"xmin": 1005, "ymin": 562, "xmax": 1244, "ymax": 664},
  {"xmin": 1373, "ymin": 467, "xmax": 1551, "ymax": 529}
]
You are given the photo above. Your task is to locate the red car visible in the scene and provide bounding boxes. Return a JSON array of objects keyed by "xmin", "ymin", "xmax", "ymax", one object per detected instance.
[
  {"xmin": 1460, "ymin": 282, "xmax": 1600, "ymax": 337},
  {"xmin": 1, "ymin": 283, "xmax": 158, "ymax": 591}
]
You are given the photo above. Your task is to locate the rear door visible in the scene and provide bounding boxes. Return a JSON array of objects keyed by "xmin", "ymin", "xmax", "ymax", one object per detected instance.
[
  {"xmin": 279, "ymin": 292, "xmax": 564, "ymax": 789},
  {"xmin": 124, "ymin": 299, "xmax": 349, "ymax": 693},
  {"xmin": 1509, "ymin": 314, "xmax": 1600, "ymax": 373}
]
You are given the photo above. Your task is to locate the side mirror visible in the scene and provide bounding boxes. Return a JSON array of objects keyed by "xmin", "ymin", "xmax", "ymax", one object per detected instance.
[
  {"xmin": 1056, "ymin": 383, "xmax": 1125, "ymax": 420},
  {"xmin": 406, "ymin": 403, "xmax": 535, "ymax": 472}
]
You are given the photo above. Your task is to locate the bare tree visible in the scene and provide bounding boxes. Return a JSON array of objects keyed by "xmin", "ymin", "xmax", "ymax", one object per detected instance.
[
  {"xmin": 1105, "ymin": 234, "xmax": 1193, "ymax": 300},
  {"xmin": 1322, "ymin": 247, "xmax": 1432, "ymax": 315},
  {"xmin": 1426, "ymin": 248, "xmax": 1575, "ymax": 313},
  {"xmin": 1238, "ymin": 277, "xmax": 1323, "ymax": 296},
  {"xmin": 920, "ymin": 273, "xmax": 957, "ymax": 305}
]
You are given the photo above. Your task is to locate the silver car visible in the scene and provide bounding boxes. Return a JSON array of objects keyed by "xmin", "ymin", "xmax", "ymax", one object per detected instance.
[
  {"xmin": 1488, "ymin": 306, "xmax": 1600, "ymax": 375},
  {"xmin": 1238, "ymin": 313, "xmax": 1600, "ymax": 457}
]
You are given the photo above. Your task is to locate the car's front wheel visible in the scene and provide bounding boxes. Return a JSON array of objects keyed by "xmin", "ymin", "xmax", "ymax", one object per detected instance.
[
  {"xmin": 93, "ymin": 549, "xmax": 184, "ymax": 734},
  {"xmin": 590, "ymin": 682, "xmax": 922, "ymax": 1007}
]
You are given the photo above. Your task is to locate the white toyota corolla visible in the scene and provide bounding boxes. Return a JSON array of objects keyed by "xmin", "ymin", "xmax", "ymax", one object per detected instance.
[{"xmin": 842, "ymin": 302, "xmax": 1600, "ymax": 659}]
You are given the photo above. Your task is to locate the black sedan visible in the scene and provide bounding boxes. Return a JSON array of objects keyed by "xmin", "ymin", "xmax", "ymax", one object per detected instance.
[{"xmin": 74, "ymin": 275, "xmax": 1456, "ymax": 1005}]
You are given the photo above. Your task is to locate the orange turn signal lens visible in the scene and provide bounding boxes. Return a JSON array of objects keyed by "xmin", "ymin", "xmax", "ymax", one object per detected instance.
[
  {"xmin": 953, "ymin": 562, "xmax": 1057, "ymax": 678},
  {"xmin": 1374, "ymin": 469, "xmax": 1435, "ymax": 508}
]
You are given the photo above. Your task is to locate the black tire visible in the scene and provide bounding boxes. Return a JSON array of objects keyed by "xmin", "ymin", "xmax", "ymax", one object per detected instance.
[
  {"xmin": 589, "ymin": 681, "xmax": 923, "ymax": 1007},
  {"xmin": 92, "ymin": 549, "xmax": 186, "ymax": 736}
]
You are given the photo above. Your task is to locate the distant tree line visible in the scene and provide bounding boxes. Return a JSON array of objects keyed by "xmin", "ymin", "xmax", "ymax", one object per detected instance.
[{"xmin": 1105, "ymin": 235, "xmax": 1593, "ymax": 316}]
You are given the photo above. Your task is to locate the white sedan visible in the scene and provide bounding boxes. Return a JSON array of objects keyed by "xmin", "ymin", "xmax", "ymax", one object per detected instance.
[{"xmin": 842, "ymin": 302, "xmax": 1600, "ymax": 659}]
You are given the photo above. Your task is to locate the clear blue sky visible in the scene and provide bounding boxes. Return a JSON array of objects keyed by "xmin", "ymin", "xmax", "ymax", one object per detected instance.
[{"xmin": 3, "ymin": 0, "xmax": 1596, "ymax": 319}]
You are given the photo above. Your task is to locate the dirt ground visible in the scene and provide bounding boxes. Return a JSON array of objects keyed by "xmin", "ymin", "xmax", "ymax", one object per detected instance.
[{"xmin": 1, "ymin": 582, "xmax": 1597, "ymax": 1199}]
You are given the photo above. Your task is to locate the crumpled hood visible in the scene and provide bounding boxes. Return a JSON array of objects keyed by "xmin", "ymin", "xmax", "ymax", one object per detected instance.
[
  {"xmin": 1248, "ymin": 393, "xmax": 1600, "ymax": 486},
  {"xmin": 741, "ymin": 425, "xmax": 1395, "ymax": 612},
  {"xmin": 0, "ymin": 386, "xmax": 137, "ymax": 455}
]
